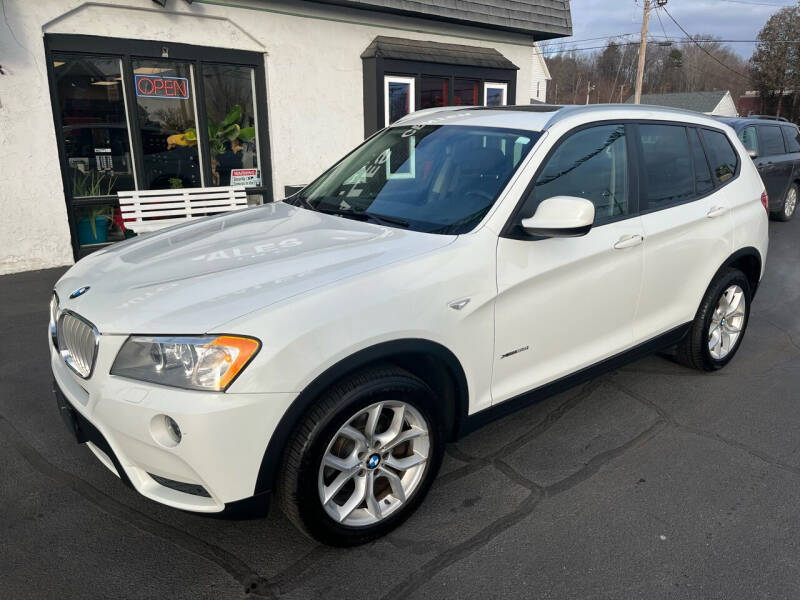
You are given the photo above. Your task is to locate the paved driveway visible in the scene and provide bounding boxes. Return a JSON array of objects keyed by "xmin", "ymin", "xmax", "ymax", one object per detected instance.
[{"xmin": 2, "ymin": 215, "xmax": 799, "ymax": 599}]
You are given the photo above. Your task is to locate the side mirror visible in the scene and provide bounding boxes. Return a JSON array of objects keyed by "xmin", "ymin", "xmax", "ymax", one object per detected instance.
[
  {"xmin": 520, "ymin": 196, "xmax": 595, "ymax": 238},
  {"xmin": 747, "ymin": 148, "xmax": 758, "ymax": 159}
]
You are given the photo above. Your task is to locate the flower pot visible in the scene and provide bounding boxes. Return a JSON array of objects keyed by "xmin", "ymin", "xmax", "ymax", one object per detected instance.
[{"xmin": 77, "ymin": 216, "xmax": 109, "ymax": 245}]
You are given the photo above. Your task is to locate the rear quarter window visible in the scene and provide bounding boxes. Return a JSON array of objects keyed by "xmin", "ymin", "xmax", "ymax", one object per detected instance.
[{"xmin": 700, "ymin": 129, "xmax": 738, "ymax": 184}]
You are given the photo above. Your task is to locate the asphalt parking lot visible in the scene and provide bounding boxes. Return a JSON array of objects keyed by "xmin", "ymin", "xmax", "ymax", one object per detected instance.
[{"xmin": 2, "ymin": 215, "xmax": 799, "ymax": 600}]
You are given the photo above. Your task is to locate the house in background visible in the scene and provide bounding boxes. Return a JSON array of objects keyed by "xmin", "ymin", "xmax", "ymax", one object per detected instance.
[
  {"xmin": 0, "ymin": 0, "xmax": 572, "ymax": 274},
  {"xmin": 530, "ymin": 42, "xmax": 551, "ymax": 103},
  {"xmin": 625, "ymin": 90, "xmax": 738, "ymax": 117}
]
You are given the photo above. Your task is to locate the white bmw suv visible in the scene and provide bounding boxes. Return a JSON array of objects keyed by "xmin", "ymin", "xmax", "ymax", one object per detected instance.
[{"xmin": 50, "ymin": 104, "xmax": 768, "ymax": 546}]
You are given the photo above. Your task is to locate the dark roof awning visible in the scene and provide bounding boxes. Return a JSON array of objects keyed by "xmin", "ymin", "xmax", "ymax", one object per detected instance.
[
  {"xmin": 307, "ymin": 0, "xmax": 572, "ymax": 39},
  {"xmin": 361, "ymin": 36, "xmax": 519, "ymax": 70}
]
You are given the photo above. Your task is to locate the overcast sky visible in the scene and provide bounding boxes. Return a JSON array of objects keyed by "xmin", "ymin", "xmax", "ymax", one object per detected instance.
[{"xmin": 555, "ymin": 0, "xmax": 798, "ymax": 59}]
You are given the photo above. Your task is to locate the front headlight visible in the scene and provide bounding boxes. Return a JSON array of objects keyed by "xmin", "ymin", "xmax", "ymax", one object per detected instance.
[{"xmin": 111, "ymin": 335, "xmax": 260, "ymax": 391}]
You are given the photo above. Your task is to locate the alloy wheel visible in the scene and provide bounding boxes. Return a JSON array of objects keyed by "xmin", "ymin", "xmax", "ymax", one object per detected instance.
[
  {"xmin": 708, "ymin": 284, "xmax": 746, "ymax": 360},
  {"xmin": 785, "ymin": 186, "xmax": 797, "ymax": 218},
  {"xmin": 317, "ymin": 400, "xmax": 430, "ymax": 527}
]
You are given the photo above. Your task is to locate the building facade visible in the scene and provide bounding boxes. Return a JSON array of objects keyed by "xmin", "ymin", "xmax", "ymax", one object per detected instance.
[{"xmin": 0, "ymin": 0, "xmax": 571, "ymax": 274}]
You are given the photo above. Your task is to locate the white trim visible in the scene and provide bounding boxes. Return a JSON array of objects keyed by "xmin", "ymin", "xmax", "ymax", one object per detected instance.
[
  {"xmin": 384, "ymin": 76, "xmax": 415, "ymax": 126},
  {"xmin": 484, "ymin": 82, "xmax": 508, "ymax": 106}
]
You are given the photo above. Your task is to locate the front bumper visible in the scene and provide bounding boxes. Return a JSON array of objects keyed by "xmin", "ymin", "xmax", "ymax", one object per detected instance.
[{"xmin": 51, "ymin": 335, "xmax": 296, "ymax": 513}]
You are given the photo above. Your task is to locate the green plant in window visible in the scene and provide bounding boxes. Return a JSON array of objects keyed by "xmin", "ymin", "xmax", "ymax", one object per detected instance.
[
  {"xmin": 175, "ymin": 104, "xmax": 256, "ymax": 185},
  {"xmin": 72, "ymin": 169, "xmax": 117, "ymax": 198},
  {"xmin": 168, "ymin": 177, "xmax": 183, "ymax": 189}
]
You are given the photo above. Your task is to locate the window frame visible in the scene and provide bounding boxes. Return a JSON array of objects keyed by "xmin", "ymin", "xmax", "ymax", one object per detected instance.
[
  {"xmin": 484, "ymin": 82, "xmax": 508, "ymax": 106},
  {"xmin": 44, "ymin": 34, "xmax": 272, "ymax": 259},
  {"xmin": 383, "ymin": 75, "xmax": 416, "ymax": 126},
  {"xmin": 501, "ymin": 119, "xmax": 742, "ymax": 239}
]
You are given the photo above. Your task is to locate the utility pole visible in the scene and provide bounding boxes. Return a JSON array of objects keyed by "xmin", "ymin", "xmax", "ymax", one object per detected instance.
[
  {"xmin": 586, "ymin": 80, "xmax": 591, "ymax": 105},
  {"xmin": 634, "ymin": 0, "xmax": 651, "ymax": 104}
]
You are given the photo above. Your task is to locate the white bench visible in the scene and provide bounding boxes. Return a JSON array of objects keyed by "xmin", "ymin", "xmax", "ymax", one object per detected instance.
[{"xmin": 118, "ymin": 186, "xmax": 248, "ymax": 233}]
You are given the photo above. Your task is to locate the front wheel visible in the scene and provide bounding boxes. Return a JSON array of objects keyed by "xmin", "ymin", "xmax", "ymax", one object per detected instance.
[
  {"xmin": 278, "ymin": 366, "xmax": 444, "ymax": 546},
  {"xmin": 676, "ymin": 269, "xmax": 751, "ymax": 371}
]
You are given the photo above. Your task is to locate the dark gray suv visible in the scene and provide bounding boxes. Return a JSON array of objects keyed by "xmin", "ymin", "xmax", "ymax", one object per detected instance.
[{"xmin": 718, "ymin": 116, "xmax": 799, "ymax": 221}]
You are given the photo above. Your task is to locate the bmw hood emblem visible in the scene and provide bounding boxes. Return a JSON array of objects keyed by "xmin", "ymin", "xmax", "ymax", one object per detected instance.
[
  {"xmin": 69, "ymin": 286, "xmax": 90, "ymax": 299},
  {"xmin": 367, "ymin": 453, "xmax": 381, "ymax": 469}
]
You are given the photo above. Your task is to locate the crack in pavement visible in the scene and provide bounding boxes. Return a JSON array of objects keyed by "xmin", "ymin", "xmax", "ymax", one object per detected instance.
[
  {"xmin": 0, "ymin": 415, "xmax": 274, "ymax": 599},
  {"xmin": 378, "ymin": 417, "xmax": 666, "ymax": 600},
  {"xmin": 609, "ymin": 378, "xmax": 800, "ymax": 479},
  {"xmin": 435, "ymin": 379, "xmax": 603, "ymax": 487}
]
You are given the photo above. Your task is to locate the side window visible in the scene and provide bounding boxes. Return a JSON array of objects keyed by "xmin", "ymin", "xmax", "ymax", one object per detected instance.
[
  {"xmin": 737, "ymin": 126, "xmax": 759, "ymax": 155},
  {"xmin": 638, "ymin": 124, "xmax": 694, "ymax": 210},
  {"xmin": 700, "ymin": 129, "xmax": 739, "ymax": 184},
  {"xmin": 782, "ymin": 125, "xmax": 800, "ymax": 153},
  {"xmin": 758, "ymin": 126, "xmax": 786, "ymax": 156},
  {"xmin": 689, "ymin": 128, "xmax": 714, "ymax": 195},
  {"xmin": 532, "ymin": 124, "xmax": 628, "ymax": 222}
]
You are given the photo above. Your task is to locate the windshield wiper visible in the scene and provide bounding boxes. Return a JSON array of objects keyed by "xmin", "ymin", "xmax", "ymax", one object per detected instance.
[{"xmin": 315, "ymin": 206, "xmax": 409, "ymax": 228}]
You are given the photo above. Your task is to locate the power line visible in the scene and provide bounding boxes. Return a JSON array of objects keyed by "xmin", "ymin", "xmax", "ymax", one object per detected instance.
[
  {"xmin": 715, "ymin": 0, "xmax": 795, "ymax": 6},
  {"xmin": 661, "ymin": 6, "xmax": 751, "ymax": 79}
]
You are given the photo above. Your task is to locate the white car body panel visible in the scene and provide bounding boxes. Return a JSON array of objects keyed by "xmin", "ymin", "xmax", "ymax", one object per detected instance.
[{"xmin": 50, "ymin": 104, "xmax": 769, "ymax": 511}]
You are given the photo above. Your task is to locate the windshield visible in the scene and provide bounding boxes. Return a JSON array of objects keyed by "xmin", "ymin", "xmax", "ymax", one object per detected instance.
[{"xmin": 290, "ymin": 124, "xmax": 540, "ymax": 234}]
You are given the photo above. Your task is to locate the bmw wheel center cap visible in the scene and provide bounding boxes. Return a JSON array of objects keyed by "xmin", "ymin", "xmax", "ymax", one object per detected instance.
[{"xmin": 367, "ymin": 453, "xmax": 381, "ymax": 469}]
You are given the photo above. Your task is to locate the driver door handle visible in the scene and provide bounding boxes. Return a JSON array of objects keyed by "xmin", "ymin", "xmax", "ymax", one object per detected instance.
[
  {"xmin": 613, "ymin": 234, "xmax": 644, "ymax": 249},
  {"xmin": 707, "ymin": 206, "xmax": 727, "ymax": 218}
]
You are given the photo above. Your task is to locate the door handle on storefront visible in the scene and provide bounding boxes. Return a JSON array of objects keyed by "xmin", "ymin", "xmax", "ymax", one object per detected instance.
[
  {"xmin": 707, "ymin": 206, "xmax": 727, "ymax": 218},
  {"xmin": 613, "ymin": 234, "xmax": 644, "ymax": 249}
]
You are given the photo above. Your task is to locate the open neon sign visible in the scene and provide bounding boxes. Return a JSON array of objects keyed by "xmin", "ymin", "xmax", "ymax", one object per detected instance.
[{"xmin": 135, "ymin": 74, "xmax": 190, "ymax": 100}]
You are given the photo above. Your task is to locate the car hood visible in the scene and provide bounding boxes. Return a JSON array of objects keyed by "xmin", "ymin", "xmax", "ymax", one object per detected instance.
[{"xmin": 55, "ymin": 202, "xmax": 455, "ymax": 334}]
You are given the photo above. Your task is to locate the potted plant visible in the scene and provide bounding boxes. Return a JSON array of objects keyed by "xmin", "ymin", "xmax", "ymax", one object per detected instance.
[{"xmin": 75, "ymin": 204, "xmax": 114, "ymax": 245}]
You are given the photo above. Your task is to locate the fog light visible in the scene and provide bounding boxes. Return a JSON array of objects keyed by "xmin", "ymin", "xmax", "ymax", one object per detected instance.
[{"xmin": 150, "ymin": 414, "xmax": 182, "ymax": 448}]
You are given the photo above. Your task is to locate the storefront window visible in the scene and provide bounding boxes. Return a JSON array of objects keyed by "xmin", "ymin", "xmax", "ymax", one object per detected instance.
[
  {"xmin": 202, "ymin": 64, "xmax": 260, "ymax": 187},
  {"xmin": 384, "ymin": 76, "xmax": 415, "ymax": 125},
  {"xmin": 133, "ymin": 60, "xmax": 202, "ymax": 189},
  {"xmin": 420, "ymin": 76, "xmax": 449, "ymax": 109},
  {"xmin": 53, "ymin": 54, "xmax": 135, "ymax": 197},
  {"xmin": 454, "ymin": 79, "xmax": 479, "ymax": 106}
]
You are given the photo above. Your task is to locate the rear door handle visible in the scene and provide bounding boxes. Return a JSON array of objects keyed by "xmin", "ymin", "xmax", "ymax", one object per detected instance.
[
  {"xmin": 707, "ymin": 206, "xmax": 727, "ymax": 218},
  {"xmin": 613, "ymin": 234, "xmax": 644, "ymax": 249}
]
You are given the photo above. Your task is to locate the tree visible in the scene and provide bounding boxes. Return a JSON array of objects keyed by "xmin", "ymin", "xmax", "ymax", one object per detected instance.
[{"xmin": 750, "ymin": 5, "xmax": 800, "ymax": 118}]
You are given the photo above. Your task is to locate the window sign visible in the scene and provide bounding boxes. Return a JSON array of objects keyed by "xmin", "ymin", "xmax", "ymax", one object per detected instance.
[
  {"xmin": 484, "ymin": 82, "xmax": 508, "ymax": 106},
  {"xmin": 133, "ymin": 60, "xmax": 202, "ymax": 189},
  {"xmin": 135, "ymin": 74, "xmax": 190, "ymax": 99},
  {"xmin": 384, "ymin": 76, "xmax": 415, "ymax": 125},
  {"xmin": 420, "ymin": 76, "xmax": 449, "ymax": 110},
  {"xmin": 454, "ymin": 79, "xmax": 479, "ymax": 106},
  {"xmin": 230, "ymin": 168, "xmax": 261, "ymax": 186}
]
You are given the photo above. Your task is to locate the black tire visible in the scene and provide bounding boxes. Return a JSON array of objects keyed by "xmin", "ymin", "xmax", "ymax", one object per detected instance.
[
  {"xmin": 773, "ymin": 183, "xmax": 798, "ymax": 222},
  {"xmin": 676, "ymin": 268, "xmax": 751, "ymax": 371},
  {"xmin": 277, "ymin": 365, "xmax": 445, "ymax": 546}
]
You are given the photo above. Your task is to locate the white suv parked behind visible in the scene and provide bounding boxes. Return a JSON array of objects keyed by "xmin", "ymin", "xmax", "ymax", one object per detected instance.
[{"xmin": 50, "ymin": 104, "xmax": 768, "ymax": 545}]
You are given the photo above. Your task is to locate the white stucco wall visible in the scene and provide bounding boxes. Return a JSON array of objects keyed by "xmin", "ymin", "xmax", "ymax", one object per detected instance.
[{"xmin": 0, "ymin": 0, "xmax": 535, "ymax": 274}]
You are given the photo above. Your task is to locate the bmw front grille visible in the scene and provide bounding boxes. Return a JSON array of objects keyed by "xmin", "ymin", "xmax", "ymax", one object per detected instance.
[{"xmin": 56, "ymin": 311, "xmax": 100, "ymax": 378}]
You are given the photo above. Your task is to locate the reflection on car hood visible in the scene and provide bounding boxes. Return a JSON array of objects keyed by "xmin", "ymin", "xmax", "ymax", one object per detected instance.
[{"xmin": 55, "ymin": 202, "xmax": 455, "ymax": 333}]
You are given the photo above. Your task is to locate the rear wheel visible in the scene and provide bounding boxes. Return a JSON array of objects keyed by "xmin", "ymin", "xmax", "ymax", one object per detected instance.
[
  {"xmin": 278, "ymin": 366, "xmax": 444, "ymax": 546},
  {"xmin": 774, "ymin": 183, "xmax": 797, "ymax": 221},
  {"xmin": 676, "ymin": 269, "xmax": 751, "ymax": 371}
]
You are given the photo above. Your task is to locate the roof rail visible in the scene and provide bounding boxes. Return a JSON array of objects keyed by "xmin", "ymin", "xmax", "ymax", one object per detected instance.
[{"xmin": 748, "ymin": 115, "xmax": 789, "ymax": 122}]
